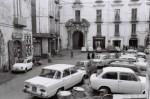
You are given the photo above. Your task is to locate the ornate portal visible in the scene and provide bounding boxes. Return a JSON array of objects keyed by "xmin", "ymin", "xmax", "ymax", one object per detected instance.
[{"xmin": 65, "ymin": 18, "xmax": 90, "ymax": 49}]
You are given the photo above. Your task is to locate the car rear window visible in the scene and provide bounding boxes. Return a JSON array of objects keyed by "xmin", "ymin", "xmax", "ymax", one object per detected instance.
[{"xmin": 119, "ymin": 72, "xmax": 138, "ymax": 81}]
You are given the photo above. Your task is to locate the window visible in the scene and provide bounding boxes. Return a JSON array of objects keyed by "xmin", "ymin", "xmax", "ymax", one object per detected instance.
[
  {"xmin": 97, "ymin": 23, "xmax": 101, "ymax": 35},
  {"xmin": 119, "ymin": 73, "xmax": 138, "ymax": 81},
  {"xmin": 63, "ymin": 69, "xmax": 70, "ymax": 77},
  {"xmin": 131, "ymin": 8, "xmax": 137, "ymax": 21},
  {"xmin": 75, "ymin": 10, "xmax": 80, "ymax": 22},
  {"xmin": 131, "ymin": 24, "xmax": 136, "ymax": 34},
  {"xmin": 115, "ymin": 9, "xmax": 120, "ymax": 21},
  {"xmin": 70, "ymin": 67, "xmax": 77, "ymax": 74},
  {"xmin": 96, "ymin": 10, "xmax": 102, "ymax": 22},
  {"xmin": 115, "ymin": 24, "xmax": 119, "ymax": 36},
  {"xmin": 102, "ymin": 72, "xmax": 118, "ymax": 79}
]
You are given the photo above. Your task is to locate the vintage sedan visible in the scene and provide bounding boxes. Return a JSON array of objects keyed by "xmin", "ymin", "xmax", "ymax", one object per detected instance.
[
  {"xmin": 90, "ymin": 67, "xmax": 146, "ymax": 94},
  {"xmin": 12, "ymin": 56, "xmax": 33, "ymax": 72},
  {"xmin": 23, "ymin": 64, "xmax": 86, "ymax": 98}
]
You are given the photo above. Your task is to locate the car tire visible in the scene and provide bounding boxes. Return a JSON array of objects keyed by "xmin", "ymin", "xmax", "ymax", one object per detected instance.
[
  {"xmin": 99, "ymin": 87, "xmax": 111, "ymax": 95},
  {"xmin": 55, "ymin": 88, "xmax": 64, "ymax": 98},
  {"xmin": 25, "ymin": 68, "xmax": 28, "ymax": 73}
]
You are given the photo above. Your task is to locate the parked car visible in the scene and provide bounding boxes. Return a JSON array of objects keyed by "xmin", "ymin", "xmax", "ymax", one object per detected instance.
[
  {"xmin": 76, "ymin": 60, "xmax": 89, "ymax": 71},
  {"xmin": 119, "ymin": 55, "xmax": 137, "ymax": 63},
  {"xmin": 23, "ymin": 64, "xmax": 86, "ymax": 98},
  {"xmin": 90, "ymin": 67, "xmax": 146, "ymax": 94},
  {"xmin": 136, "ymin": 52, "xmax": 146, "ymax": 59},
  {"xmin": 144, "ymin": 45, "xmax": 150, "ymax": 54},
  {"xmin": 12, "ymin": 56, "xmax": 33, "ymax": 72}
]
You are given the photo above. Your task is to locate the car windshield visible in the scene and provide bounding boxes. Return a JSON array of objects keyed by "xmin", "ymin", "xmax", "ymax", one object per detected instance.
[
  {"xmin": 16, "ymin": 59, "xmax": 24, "ymax": 63},
  {"xmin": 40, "ymin": 69, "xmax": 61, "ymax": 79}
]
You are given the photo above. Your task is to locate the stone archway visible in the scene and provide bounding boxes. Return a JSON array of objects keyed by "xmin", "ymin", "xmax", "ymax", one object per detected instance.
[
  {"xmin": 65, "ymin": 18, "xmax": 90, "ymax": 49},
  {"xmin": 73, "ymin": 31, "xmax": 83, "ymax": 49}
]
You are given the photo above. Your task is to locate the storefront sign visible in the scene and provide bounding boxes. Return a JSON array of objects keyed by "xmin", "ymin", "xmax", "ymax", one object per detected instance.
[{"xmin": 12, "ymin": 33, "xmax": 22, "ymax": 39}]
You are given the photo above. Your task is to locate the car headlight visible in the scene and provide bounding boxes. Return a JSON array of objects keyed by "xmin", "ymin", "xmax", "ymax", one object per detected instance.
[{"xmin": 24, "ymin": 85, "xmax": 30, "ymax": 89}]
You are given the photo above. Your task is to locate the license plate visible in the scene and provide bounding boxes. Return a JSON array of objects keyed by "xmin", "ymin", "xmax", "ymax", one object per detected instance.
[{"xmin": 32, "ymin": 86, "xmax": 37, "ymax": 92}]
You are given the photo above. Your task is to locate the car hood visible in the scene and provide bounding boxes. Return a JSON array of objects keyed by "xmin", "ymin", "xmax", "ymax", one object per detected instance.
[
  {"xmin": 25, "ymin": 76, "xmax": 59, "ymax": 87},
  {"xmin": 13, "ymin": 63, "xmax": 26, "ymax": 67}
]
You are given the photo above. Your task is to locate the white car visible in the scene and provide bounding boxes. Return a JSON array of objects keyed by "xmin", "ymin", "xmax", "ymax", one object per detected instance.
[
  {"xmin": 23, "ymin": 64, "xmax": 86, "ymax": 98},
  {"xmin": 90, "ymin": 67, "xmax": 145, "ymax": 94},
  {"xmin": 12, "ymin": 56, "xmax": 33, "ymax": 72}
]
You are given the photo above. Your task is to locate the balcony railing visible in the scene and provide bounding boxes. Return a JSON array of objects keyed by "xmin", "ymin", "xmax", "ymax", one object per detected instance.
[
  {"xmin": 95, "ymin": 0, "xmax": 104, "ymax": 3},
  {"xmin": 114, "ymin": 33, "xmax": 120, "ymax": 37},
  {"xmin": 131, "ymin": 0, "xmax": 139, "ymax": 1},
  {"xmin": 131, "ymin": 17, "xmax": 138, "ymax": 22},
  {"xmin": 96, "ymin": 19, "xmax": 103, "ymax": 23},
  {"xmin": 131, "ymin": 34, "xmax": 137, "ymax": 38},
  {"xmin": 14, "ymin": 17, "xmax": 27, "ymax": 27},
  {"xmin": 113, "ymin": 0, "xmax": 122, "ymax": 3}
]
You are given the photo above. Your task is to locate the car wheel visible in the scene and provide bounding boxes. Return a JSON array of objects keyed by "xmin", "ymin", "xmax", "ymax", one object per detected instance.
[
  {"xmin": 55, "ymin": 88, "xmax": 64, "ymax": 98},
  {"xmin": 99, "ymin": 87, "xmax": 111, "ymax": 95},
  {"xmin": 25, "ymin": 68, "xmax": 28, "ymax": 73}
]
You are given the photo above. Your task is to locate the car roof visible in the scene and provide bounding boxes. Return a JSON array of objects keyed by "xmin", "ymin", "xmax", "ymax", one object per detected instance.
[
  {"xmin": 103, "ymin": 67, "xmax": 134, "ymax": 73},
  {"xmin": 43, "ymin": 64, "xmax": 74, "ymax": 71}
]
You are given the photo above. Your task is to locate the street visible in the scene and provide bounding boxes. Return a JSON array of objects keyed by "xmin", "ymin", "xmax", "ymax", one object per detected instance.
[{"xmin": 0, "ymin": 51, "xmax": 91, "ymax": 99}]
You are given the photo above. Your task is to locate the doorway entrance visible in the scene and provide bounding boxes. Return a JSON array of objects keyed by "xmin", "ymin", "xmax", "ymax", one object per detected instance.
[
  {"xmin": 129, "ymin": 38, "xmax": 138, "ymax": 48},
  {"xmin": 113, "ymin": 40, "xmax": 121, "ymax": 47},
  {"xmin": 73, "ymin": 31, "xmax": 83, "ymax": 49}
]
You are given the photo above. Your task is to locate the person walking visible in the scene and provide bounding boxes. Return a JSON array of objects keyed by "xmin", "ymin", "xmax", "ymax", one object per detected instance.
[
  {"xmin": 87, "ymin": 52, "xmax": 90, "ymax": 59},
  {"xmin": 70, "ymin": 50, "xmax": 74, "ymax": 58},
  {"xmin": 91, "ymin": 52, "xmax": 95, "ymax": 59}
]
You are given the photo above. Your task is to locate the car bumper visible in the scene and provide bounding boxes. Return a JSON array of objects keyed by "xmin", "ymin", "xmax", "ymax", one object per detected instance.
[
  {"xmin": 23, "ymin": 89, "xmax": 49, "ymax": 98},
  {"xmin": 12, "ymin": 68, "xmax": 25, "ymax": 72}
]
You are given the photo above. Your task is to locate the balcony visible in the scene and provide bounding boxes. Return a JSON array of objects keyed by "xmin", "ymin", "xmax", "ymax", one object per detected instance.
[
  {"xmin": 131, "ymin": 17, "xmax": 138, "ymax": 23},
  {"xmin": 95, "ymin": 0, "xmax": 104, "ymax": 3},
  {"xmin": 114, "ymin": 33, "xmax": 120, "ymax": 37},
  {"xmin": 131, "ymin": 0, "xmax": 139, "ymax": 1},
  {"xmin": 114, "ymin": 18, "xmax": 121, "ymax": 23},
  {"xmin": 113, "ymin": 0, "xmax": 122, "ymax": 3},
  {"xmin": 131, "ymin": 34, "xmax": 137, "ymax": 38},
  {"xmin": 14, "ymin": 17, "xmax": 27, "ymax": 27},
  {"xmin": 96, "ymin": 19, "xmax": 103, "ymax": 23}
]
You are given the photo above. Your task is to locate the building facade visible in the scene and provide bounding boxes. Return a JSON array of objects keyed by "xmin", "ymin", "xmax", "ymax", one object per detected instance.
[
  {"xmin": 60, "ymin": 0, "xmax": 150, "ymax": 50},
  {"xmin": 32, "ymin": 0, "xmax": 61, "ymax": 57},
  {"xmin": 0, "ymin": 0, "xmax": 32, "ymax": 70}
]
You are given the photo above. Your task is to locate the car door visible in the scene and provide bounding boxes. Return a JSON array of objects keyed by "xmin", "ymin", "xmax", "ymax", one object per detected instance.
[
  {"xmin": 118, "ymin": 72, "xmax": 142, "ymax": 94},
  {"xmin": 100, "ymin": 72, "xmax": 119, "ymax": 93},
  {"xmin": 62, "ymin": 69, "xmax": 74, "ymax": 89},
  {"xmin": 70, "ymin": 67, "xmax": 82, "ymax": 85}
]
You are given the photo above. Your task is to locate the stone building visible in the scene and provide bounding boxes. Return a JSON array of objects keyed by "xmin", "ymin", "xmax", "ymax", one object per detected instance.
[
  {"xmin": 60, "ymin": 0, "xmax": 150, "ymax": 50},
  {"xmin": 0, "ymin": 0, "xmax": 32, "ymax": 70},
  {"xmin": 32, "ymin": 0, "xmax": 61, "ymax": 57}
]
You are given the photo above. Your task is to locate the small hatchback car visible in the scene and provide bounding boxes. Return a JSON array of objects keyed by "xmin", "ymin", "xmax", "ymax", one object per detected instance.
[
  {"xmin": 90, "ymin": 67, "xmax": 145, "ymax": 94},
  {"xmin": 23, "ymin": 64, "xmax": 86, "ymax": 98}
]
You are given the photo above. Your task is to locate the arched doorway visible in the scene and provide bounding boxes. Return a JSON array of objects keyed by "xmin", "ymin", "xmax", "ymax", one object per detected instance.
[{"xmin": 73, "ymin": 31, "xmax": 83, "ymax": 49}]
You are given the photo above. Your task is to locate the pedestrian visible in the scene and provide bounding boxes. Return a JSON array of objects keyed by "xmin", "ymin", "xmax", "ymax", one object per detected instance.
[
  {"xmin": 87, "ymin": 52, "xmax": 90, "ymax": 59},
  {"xmin": 71, "ymin": 50, "xmax": 74, "ymax": 58},
  {"xmin": 48, "ymin": 52, "xmax": 52, "ymax": 63},
  {"xmin": 91, "ymin": 52, "xmax": 95, "ymax": 59}
]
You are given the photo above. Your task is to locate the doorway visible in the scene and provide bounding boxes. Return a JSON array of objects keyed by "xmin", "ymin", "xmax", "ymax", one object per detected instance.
[
  {"xmin": 73, "ymin": 31, "xmax": 83, "ymax": 49},
  {"xmin": 113, "ymin": 40, "xmax": 121, "ymax": 47},
  {"xmin": 129, "ymin": 39, "xmax": 138, "ymax": 48}
]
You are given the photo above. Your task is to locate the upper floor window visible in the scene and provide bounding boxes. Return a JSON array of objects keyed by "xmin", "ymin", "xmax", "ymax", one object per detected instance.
[
  {"xmin": 96, "ymin": 10, "xmax": 102, "ymax": 22},
  {"xmin": 131, "ymin": 8, "xmax": 137, "ymax": 21},
  {"xmin": 132, "ymin": 24, "xmax": 136, "ymax": 34},
  {"xmin": 114, "ymin": 9, "xmax": 120, "ymax": 21},
  {"xmin": 115, "ymin": 24, "xmax": 119, "ymax": 36},
  {"xmin": 75, "ymin": 10, "xmax": 80, "ymax": 22}
]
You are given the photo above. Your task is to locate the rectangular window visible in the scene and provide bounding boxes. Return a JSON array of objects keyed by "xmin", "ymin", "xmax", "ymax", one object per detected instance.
[
  {"xmin": 75, "ymin": 10, "xmax": 80, "ymax": 22},
  {"xmin": 115, "ymin": 24, "xmax": 119, "ymax": 36},
  {"xmin": 97, "ymin": 23, "xmax": 101, "ymax": 36},
  {"xmin": 132, "ymin": 24, "xmax": 136, "ymax": 34},
  {"xmin": 132, "ymin": 8, "xmax": 137, "ymax": 21},
  {"xmin": 102, "ymin": 72, "xmax": 118, "ymax": 80},
  {"xmin": 96, "ymin": 10, "xmax": 102, "ymax": 22},
  {"xmin": 115, "ymin": 9, "xmax": 120, "ymax": 21}
]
